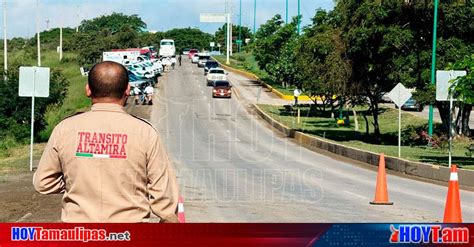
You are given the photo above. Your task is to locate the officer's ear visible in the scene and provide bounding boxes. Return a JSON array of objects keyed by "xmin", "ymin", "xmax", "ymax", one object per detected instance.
[
  {"xmin": 85, "ymin": 83, "xmax": 92, "ymax": 98},
  {"xmin": 125, "ymin": 84, "xmax": 131, "ymax": 97}
]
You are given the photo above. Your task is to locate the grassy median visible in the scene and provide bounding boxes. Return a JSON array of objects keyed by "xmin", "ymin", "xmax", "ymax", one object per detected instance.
[{"xmin": 258, "ymin": 104, "xmax": 474, "ymax": 169}]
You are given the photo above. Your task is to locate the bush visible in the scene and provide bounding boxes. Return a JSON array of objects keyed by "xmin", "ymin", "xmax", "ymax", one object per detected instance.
[
  {"xmin": 0, "ymin": 68, "xmax": 69, "ymax": 152},
  {"xmin": 233, "ymin": 54, "xmax": 247, "ymax": 62}
]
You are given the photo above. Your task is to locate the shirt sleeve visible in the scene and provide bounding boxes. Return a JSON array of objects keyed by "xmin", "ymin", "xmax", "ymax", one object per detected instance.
[
  {"xmin": 147, "ymin": 131, "xmax": 179, "ymax": 223},
  {"xmin": 33, "ymin": 123, "xmax": 65, "ymax": 194}
]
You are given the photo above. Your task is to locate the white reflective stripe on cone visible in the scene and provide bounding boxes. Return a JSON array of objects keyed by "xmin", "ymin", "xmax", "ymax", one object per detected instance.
[{"xmin": 450, "ymin": 172, "xmax": 458, "ymax": 181}]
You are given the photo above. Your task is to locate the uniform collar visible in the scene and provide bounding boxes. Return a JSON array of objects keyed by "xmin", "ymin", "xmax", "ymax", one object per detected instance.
[{"xmin": 90, "ymin": 103, "xmax": 126, "ymax": 113}]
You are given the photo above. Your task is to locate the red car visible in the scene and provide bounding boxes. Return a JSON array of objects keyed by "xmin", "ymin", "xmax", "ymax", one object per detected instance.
[
  {"xmin": 212, "ymin": 80, "xmax": 232, "ymax": 98},
  {"xmin": 188, "ymin": 49, "xmax": 198, "ymax": 59}
]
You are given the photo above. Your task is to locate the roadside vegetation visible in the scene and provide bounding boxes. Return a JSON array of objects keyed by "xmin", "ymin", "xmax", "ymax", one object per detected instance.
[
  {"xmin": 0, "ymin": 13, "xmax": 223, "ymax": 173},
  {"xmin": 216, "ymin": 1, "xmax": 473, "ymax": 167},
  {"xmin": 259, "ymin": 104, "xmax": 473, "ymax": 169}
]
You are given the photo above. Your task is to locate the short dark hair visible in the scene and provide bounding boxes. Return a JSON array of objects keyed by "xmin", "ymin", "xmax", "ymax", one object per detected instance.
[{"xmin": 88, "ymin": 61, "xmax": 129, "ymax": 99}]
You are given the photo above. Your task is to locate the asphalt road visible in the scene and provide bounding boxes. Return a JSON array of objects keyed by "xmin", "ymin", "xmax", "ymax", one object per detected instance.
[{"xmin": 151, "ymin": 59, "xmax": 474, "ymax": 222}]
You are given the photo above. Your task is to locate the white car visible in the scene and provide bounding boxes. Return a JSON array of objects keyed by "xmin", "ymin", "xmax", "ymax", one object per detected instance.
[
  {"xmin": 191, "ymin": 54, "xmax": 199, "ymax": 64},
  {"xmin": 206, "ymin": 68, "xmax": 227, "ymax": 86}
]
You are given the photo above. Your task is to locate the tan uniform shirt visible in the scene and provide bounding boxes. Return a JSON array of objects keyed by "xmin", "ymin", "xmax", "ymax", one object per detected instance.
[{"xmin": 33, "ymin": 103, "xmax": 179, "ymax": 223}]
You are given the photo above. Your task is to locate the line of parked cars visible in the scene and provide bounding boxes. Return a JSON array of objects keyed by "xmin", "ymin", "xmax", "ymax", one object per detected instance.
[{"xmin": 185, "ymin": 48, "xmax": 232, "ymax": 99}]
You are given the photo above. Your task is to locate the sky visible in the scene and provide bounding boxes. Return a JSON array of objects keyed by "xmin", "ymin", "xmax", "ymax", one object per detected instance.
[{"xmin": 2, "ymin": 0, "xmax": 335, "ymax": 39}]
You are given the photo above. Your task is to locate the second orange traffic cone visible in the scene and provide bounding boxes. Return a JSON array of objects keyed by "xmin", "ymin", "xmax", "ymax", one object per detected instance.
[
  {"xmin": 443, "ymin": 165, "xmax": 462, "ymax": 223},
  {"xmin": 370, "ymin": 153, "xmax": 393, "ymax": 205}
]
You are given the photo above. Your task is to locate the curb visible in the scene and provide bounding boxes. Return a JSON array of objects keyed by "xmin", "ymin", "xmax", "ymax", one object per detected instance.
[
  {"xmin": 213, "ymin": 57, "xmax": 313, "ymax": 101},
  {"xmin": 252, "ymin": 104, "xmax": 474, "ymax": 187}
]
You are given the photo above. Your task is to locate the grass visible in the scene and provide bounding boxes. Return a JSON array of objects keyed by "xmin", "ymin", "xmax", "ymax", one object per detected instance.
[
  {"xmin": 258, "ymin": 104, "xmax": 474, "ymax": 169},
  {"xmin": 213, "ymin": 52, "xmax": 294, "ymax": 95}
]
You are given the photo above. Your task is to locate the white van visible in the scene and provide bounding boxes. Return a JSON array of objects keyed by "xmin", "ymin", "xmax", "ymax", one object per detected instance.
[{"xmin": 159, "ymin": 39, "xmax": 176, "ymax": 57}]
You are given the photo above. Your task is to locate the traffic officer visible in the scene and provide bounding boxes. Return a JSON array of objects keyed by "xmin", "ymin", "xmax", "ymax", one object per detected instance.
[{"xmin": 33, "ymin": 61, "xmax": 179, "ymax": 223}]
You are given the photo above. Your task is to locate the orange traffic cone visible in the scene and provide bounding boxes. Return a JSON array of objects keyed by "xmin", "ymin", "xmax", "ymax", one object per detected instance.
[
  {"xmin": 443, "ymin": 165, "xmax": 462, "ymax": 223},
  {"xmin": 370, "ymin": 153, "xmax": 393, "ymax": 205}
]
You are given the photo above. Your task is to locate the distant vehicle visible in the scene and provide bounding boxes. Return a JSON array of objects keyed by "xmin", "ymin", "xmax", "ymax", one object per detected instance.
[
  {"xmin": 182, "ymin": 48, "xmax": 190, "ymax": 55},
  {"xmin": 206, "ymin": 68, "xmax": 227, "ymax": 86},
  {"xmin": 197, "ymin": 54, "xmax": 211, "ymax": 67},
  {"xmin": 128, "ymin": 71, "xmax": 154, "ymax": 87},
  {"xmin": 212, "ymin": 80, "xmax": 232, "ymax": 98},
  {"xmin": 103, "ymin": 50, "xmax": 141, "ymax": 63},
  {"xmin": 127, "ymin": 65, "xmax": 155, "ymax": 79},
  {"xmin": 400, "ymin": 97, "xmax": 424, "ymax": 112},
  {"xmin": 111, "ymin": 48, "xmax": 154, "ymax": 60},
  {"xmin": 188, "ymin": 49, "xmax": 199, "ymax": 59},
  {"xmin": 204, "ymin": 60, "xmax": 219, "ymax": 74},
  {"xmin": 159, "ymin": 39, "xmax": 176, "ymax": 57},
  {"xmin": 191, "ymin": 54, "xmax": 200, "ymax": 63}
]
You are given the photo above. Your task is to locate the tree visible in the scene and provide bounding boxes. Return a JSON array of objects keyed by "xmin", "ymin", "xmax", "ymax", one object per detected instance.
[
  {"xmin": 162, "ymin": 28, "xmax": 214, "ymax": 53},
  {"xmin": 450, "ymin": 54, "xmax": 474, "ymax": 136},
  {"xmin": 114, "ymin": 25, "xmax": 140, "ymax": 48},
  {"xmin": 340, "ymin": 1, "xmax": 415, "ymax": 140},
  {"xmin": 215, "ymin": 24, "xmax": 253, "ymax": 52},
  {"xmin": 295, "ymin": 9, "xmax": 350, "ymax": 113},
  {"xmin": 79, "ymin": 12, "xmax": 146, "ymax": 34},
  {"xmin": 253, "ymin": 14, "xmax": 284, "ymax": 70}
]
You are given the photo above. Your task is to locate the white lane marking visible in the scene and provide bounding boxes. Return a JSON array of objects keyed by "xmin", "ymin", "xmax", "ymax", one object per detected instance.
[
  {"xmin": 343, "ymin": 190, "xmax": 369, "ymax": 200},
  {"xmin": 16, "ymin": 213, "xmax": 32, "ymax": 222}
]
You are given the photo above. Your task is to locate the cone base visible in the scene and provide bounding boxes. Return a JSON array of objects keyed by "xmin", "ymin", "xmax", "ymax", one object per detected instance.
[{"xmin": 370, "ymin": 201, "xmax": 393, "ymax": 205}]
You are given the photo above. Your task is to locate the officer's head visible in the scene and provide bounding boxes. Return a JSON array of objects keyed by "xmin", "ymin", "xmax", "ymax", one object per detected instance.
[{"xmin": 86, "ymin": 61, "xmax": 130, "ymax": 103}]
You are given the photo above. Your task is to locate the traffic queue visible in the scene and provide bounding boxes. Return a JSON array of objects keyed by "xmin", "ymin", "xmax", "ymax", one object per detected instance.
[
  {"xmin": 188, "ymin": 50, "xmax": 232, "ymax": 99},
  {"xmin": 102, "ymin": 40, "xmax": 178, "ymax": 105}
]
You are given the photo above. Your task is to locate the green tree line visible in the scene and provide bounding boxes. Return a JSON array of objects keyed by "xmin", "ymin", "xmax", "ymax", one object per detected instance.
[{"xmin": 252, "ymin": 0, "xmax": 473, "ymax": 141}]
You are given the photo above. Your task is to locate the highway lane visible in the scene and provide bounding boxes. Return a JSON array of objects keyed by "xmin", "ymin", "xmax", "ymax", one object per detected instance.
[{"xmin": 150, "ymin": 59, "xmax": 474, "ymax": 222}]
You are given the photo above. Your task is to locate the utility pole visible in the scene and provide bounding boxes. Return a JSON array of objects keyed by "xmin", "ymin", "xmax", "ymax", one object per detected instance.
[
  {"xmin": 253, "ymin": 0, "xmax": 256, "ymax": 34},
  {"xmin": 297, "ymin": 0, "xmax": 301, "ymax": 35},
  {"xmin": 3, "ymin": 0, "xmax": 7, "ymax": 76},
  {"xmin": 238, "ymin": 0, "xmax": 242, "ymax": 52},
  {"xmin": 428, "ymin": 0, "xmax": 439, "ymax": 137},
  {"xmin": 225, "ymin": 0, "xmax": 230, "ymax": 64},
  {"xmin": 59, "ymin": 13, "xmax": 63, "ymax": 61},
  {"xmin": 285, "ymin": 0, "xmax": 288, "ymax": 23},
  {"xmin": 76, "ymin": 5, "xmax": 79, "ymax": 32},
  {"xmin": 45, "ymin": 19, "xmax": 49, "ymax": 31},
  {"xmin": 36, "ymin": 0, "xmax": 41, "ymax": 66}
]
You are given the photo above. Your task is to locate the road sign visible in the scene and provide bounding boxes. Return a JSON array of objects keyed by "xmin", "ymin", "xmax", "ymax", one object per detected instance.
[
  {"xmin": 387, "ymin": 83, "xmax": 412, "ymax": 158},
  {"xmin": 387, "ymin": 83, "xmax": 412, "ymax": 107},
  {"xmin": 236, "ymin": 40, "xmax": 242, "ymax": 44},
  {"xmin": 436, "ymin": 70, "xmax": 466, "ymax": 167},
  {"xmin": 19, "ymin": 66, "xmax": 50, "ymax": 172},
  {"xmin": 200, "ymin": 13, "xmax": 226, "ymax": 23},
  {"xmin": 19, "ymin": 66, "xmax": 50, "ymax": 97},
  {"xmin": 436, "ymin": 70, "xmax": 466, "ymax": 101},
  {"xmin": 210, "ymin": 42, "xmax": 215, "ymax": 47}
]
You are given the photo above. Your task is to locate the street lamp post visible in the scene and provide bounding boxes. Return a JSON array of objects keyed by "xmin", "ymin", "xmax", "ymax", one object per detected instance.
[
  {"xmin": 238, "ymin": 0, "xmax": 242, "ymax": 53},
  {"xmin": 3, "ymin": 0, "xmax": 7, "ymax": 76},
  {"xmin": 285, "ymin": 0, "xmax": 288, "ymax": 23},
  {"xmin": 253, "ymin": 0, "xmax": 256, "ymax": 34},
  {"xmin": 297, "ymin": 0, "xmax": 301, "ymax": 35},
  {"xmin": 36, "ymin": 0, "xmax": 41, "ymax": 66},
  {"xmin": 428, "ymin": 0, "xmax": 439, "ymax": 137}
]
